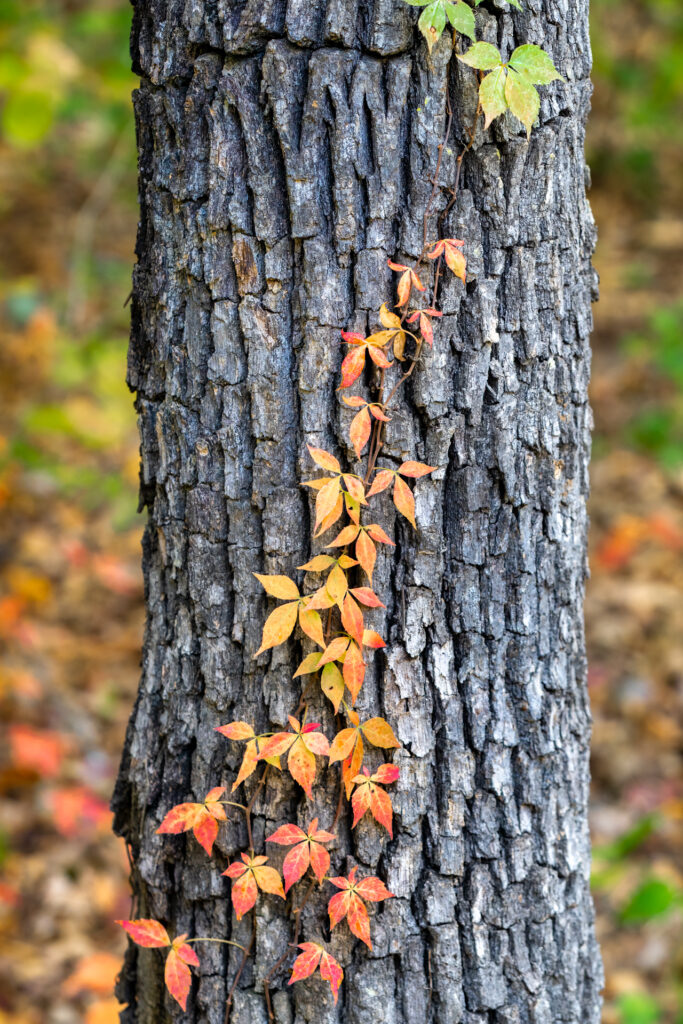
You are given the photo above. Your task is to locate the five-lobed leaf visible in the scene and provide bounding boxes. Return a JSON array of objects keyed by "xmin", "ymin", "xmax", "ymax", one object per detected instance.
[
  {"xmin": 223, "ymin": 853, "xmax": 285, "ymax": 920},
  {"xmin": 328, "ymin": 866, "xmax": 395, "ymax": 949},
  {"xmin": 156, "ymin": 786, "xmax": 227, "ymax": 856},
  {"xmin": 289, "ymin": 942, "xmax": 344, "ymax": 1005}
]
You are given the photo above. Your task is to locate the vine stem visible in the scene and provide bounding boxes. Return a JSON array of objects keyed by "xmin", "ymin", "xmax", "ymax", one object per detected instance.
[
  {"xmin": 254, "ymin": 35, "xmax": 481, "ymax": 1017},
  {"xmin": 263, "ymin": 878, "xmax": 317, "ymax": 1021},
  {"xmin": 224, "ymin": 911, "xmax": 256, "ymax": 1023},
  {"xmin": 187, "ymin": 937, "xmax": 246, "ymax": 951}
]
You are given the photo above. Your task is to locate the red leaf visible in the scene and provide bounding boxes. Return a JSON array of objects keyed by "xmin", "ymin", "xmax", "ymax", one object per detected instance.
[
  {"xmin": 266, "ymin": 823, "xmax": 307, "ymax": 845},
  {"xmin": 350, "ymin": 587, "xmax": 385, "ymax": 608},
  {"xmin": 164, "ymin": 948, "xmax": 192, "ymax": 1010},
  {"xmin": 116, "ymin": 919, "xmax": 170, "ymax": 948}
]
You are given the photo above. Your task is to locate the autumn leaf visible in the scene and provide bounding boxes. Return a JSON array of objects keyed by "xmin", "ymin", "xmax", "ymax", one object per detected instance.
[
  {"xmin": 349, "ymin": 405, "xmax": 372, "ymax": 458},
  {"xmin": 307, "ymin": 445, "xmax": 341, "ymax": 474},
  {"xmin": 215, "ymin": 724, "xmax": 280, "ymax": 791},
  {"xmin": 342, "ymin": 640, "xmax": 365, "ymax": 704},
  {"xmin": 223, "ymin": 853, "xmax": 285, "ymax": 919},
  {"xmin": 253, "ymin": 573, "xmax": 300, "ymax": 600},
  {"xmin": 379, "ymin": 302, "xmax": 407, "ymax": 360},
  {"xmin": 341, "ymin": 592, "xmax": 364, "ymax": 648},
  {"xmin": 398, "ymin": 461, "xmax": 436, "ymax": 478},
  {"xmin": 366, "ymin": 468, "xmax": 395, "ymax": 498},
  {"xmin": 388, "ymin": 260, "xmax": 425, "ymax": 307},
  {"xmin": 352, "ymin": 764, "xmax": 400, "ymax": 837},
  {"xmin": 257, "ymin": 716, "xmax": 329, "ymax": 798},
  {"xmin": 267, "ymin": 817, "xmax": 335, "ymax": 891},
  {"xmin": 116, "ymin": 922, "xmax": 201, "ymax": 1010},
  {"xmin": 339, "ymin": 331, "xmax": 393, "ymax": 389},
  {"xmin": 427, "ymin": 238, "xmax": 466, "ymax": 282},
  {"xmin": 392, "ymin": 473, "xmax": 416, "ymax": 527},
  {"xmin": 164, "ymin": 940, "xmax": 200, "ymax": 1011},
  {"xmin": 321, "ymin": 662, "xmax": 344, "ymax": 712},
  {"xmin": 329, "ymin": 712, "xmax": 399, "ymax": 796},
  {"xmin": 116, "ymin": 919, "xmax": 170, "ymax": 948},
  {"xmin": 289, "ymin": 942, "xmax": 344, "ymax": 1005},
  {"xmin": 255, "ymin": 600, "xmax": 299, "ymax": 656},
  {"xmin": 156, "ymin": 786, "xmax": 227, "ymax": 856},
  {"xmin": 328, "ymin": 866, "xmax": 394, "ymax": 949}
]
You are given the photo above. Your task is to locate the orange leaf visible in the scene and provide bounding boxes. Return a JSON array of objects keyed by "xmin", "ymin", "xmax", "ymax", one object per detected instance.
[
  {"xmin": 355, "ymin": 530, "xmax": 376, "ymax": 581},
  {"xmin": 298, "ymin": 554, "xmax": 335, "ymax": 572},
  {"xmin": 319, "ymin": 635, "xmax": 350, "ymax": 667},
  {"xmin": 341, "ymin": 593, "xmax": 364, "ymax": 648},
  {"xmin": 366, "ymin": 469, "xmax": 395, "ymax": 497},
  {"xmin": 298, "ymin": 606, "xmax": 325, "ymax": 648},
  {"xmin": 339, "ymin": 345, "xmax": 366, "ymax": 388},
  {"xmin": 328, "ymin": 727, "xmax": 358, "ymax": 764},
  {"xmin": 352, "ymin": 405, "xmax": 374, "ymax": 458},
  {"xmin": 398, "ymin": 461, "xmax": 435, "ymax": 478},
  {"xmin": 307, "ymin": 445, "xmax": 341, "ymax": 474},
  {"xmin": 289, "ymin": 943, "xmax": 344, "ymax": 1005},
  {"xmin": 255, "ymin": 600, "xmax": 299, "ymax": 656},
  {"xmin": 392, "ymin": 474, "xmax": 416, "ymax": 527},
  {"xmin": 288, "ymin": 738, "xmax": 318, "ymax": 798},
  {"xmin": 314, "ymin": 477, "xmax": 342, "ymax": 533},
  {"xmin": 254, "ymin": 573, "xmax": 300, "ymax": 600},
  {"xmin": 342, "ymin": 641, "xmax": 365, "ymax": 704},
  {"xmin": 215, "ymin": 721, "xmax": 255, "ymax": 741},
  {"xmin": 326, "ymin": 563, "xmax": 348, "ymax": 607},
  {"xmin": 231, "ymin": 738, "xmax": 259, "ymax": 790},
  {"xmin": 350, "ymin": 587, "xmax": 385, "ymax": 608},
  {"xmin": 362, "ymin": 717, "xmax": 400, "ymax": 749}
]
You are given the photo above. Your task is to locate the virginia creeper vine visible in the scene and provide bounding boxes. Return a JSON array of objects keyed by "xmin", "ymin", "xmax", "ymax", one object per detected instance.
[{"xmin": 117, "ymin": 1, "xmax": 561, "ymax": 1014}]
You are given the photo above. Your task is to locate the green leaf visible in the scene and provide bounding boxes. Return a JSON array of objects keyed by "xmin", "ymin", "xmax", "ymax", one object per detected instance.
[
  {"xmin": 506, "ymin": 0, "xmax": 523, "ymax": 9},
  {"xmin": 620, "ymin": 878, "xmax": 677, "ymax": 923},
  {"xmin": 479, "ymin": 66, "xmax": 508, "ymax": 128},
  {"xmin": 508, "ymin": 43, "xmax": 563, "ymax": 85},
  {"xmin": 504, "ymin": 68, "xmax": 540, "ymax": 138},
  {"xmin": 418, "ymin": 1, "xmax": 447, "ymax": 53},
  {"xmin": 402, "ymin": 0, "xmax": 432, "ymax": 5},
  {"xmin": 457, "ymin": 41, "xmax": 502, "ymax": 70},
  {"xmin": 445, "ymin": 2, "xmax": 475, "ymax": 41}
]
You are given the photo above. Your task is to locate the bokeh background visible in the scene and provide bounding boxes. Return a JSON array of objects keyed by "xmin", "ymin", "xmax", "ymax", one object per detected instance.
[{"xmin": 0, "ymin": 1, "xmax": 681, "ymax": 1022}]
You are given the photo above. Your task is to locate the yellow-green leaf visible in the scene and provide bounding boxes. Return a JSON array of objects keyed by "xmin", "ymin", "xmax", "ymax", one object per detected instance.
[
  {"xmin": 504, "ymin": 68, "xmax": 540, "ymax": 138},
  {"xmin": 479, "ymin": 66, "xmax": 508, "ymax": 129}
]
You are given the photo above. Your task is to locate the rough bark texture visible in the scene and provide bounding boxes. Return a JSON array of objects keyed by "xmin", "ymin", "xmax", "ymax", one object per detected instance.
[{"xmin": 113, "ymin": 1, "xmax": 603, "ymax": 1022}]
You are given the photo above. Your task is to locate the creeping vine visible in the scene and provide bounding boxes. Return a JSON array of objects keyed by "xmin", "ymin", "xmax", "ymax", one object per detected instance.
[{"xmin": 117, "ymin": 1, "xmax": 561, "ymax": 1015}]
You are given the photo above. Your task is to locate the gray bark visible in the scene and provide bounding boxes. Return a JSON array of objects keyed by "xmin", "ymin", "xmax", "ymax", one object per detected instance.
[{"xmin": 113, "ymin": 1, "xmax": 603, "ymax": 1022}]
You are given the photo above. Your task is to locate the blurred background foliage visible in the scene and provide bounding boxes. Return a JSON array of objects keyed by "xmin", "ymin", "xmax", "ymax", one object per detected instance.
[{"xmin": 0, "ymin": 2, "xmax": 681, "ymax": 1022}]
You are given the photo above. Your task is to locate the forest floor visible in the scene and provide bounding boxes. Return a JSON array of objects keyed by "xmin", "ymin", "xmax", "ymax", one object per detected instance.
[{"xmin": 0, "ymin": 79, "xmax": 682, "ymax": 1024}]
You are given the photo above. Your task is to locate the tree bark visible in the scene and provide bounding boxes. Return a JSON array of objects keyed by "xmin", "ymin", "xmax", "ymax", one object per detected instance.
[{"xmin": 113, "ymin": 1, "xmax": 603, "ymax": 1022}]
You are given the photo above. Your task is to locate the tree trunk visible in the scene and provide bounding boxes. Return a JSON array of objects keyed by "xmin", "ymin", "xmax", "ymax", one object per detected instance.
[{"xmin": 113, "ymin": 1, "xmax": 603, "ymax": 1022}]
